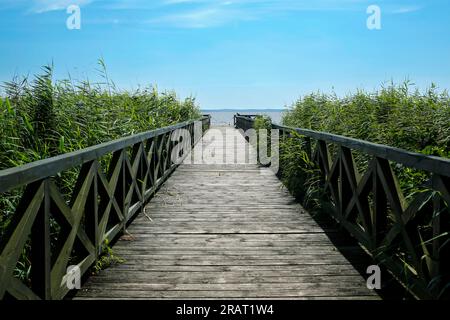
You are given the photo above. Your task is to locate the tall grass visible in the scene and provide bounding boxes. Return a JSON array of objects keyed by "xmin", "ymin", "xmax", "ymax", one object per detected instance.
[
  {"xmin": 0, "ymin": 60, "xmax": 200, "ymax": 170},
  {"xmin": 0, "ymin": 61, "xmax": 201, "ymax": 270},
  {"xmin": 276, "ymin": 82, "xmax": 450, "ymax": 298},
  {"xmin": 282, "ymin": 81, "xmax": 450, "ymax": 158},
  {"xmin": 282, "ymin": 82, "xmax": 450, "ymax": 197}
]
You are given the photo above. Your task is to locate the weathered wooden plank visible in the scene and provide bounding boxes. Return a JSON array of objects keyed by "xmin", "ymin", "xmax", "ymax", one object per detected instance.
[
  {"xmin": 89, "ymin": 271, "xmax": 368, "ymax": 282},
  {"xmin": 80, "ymin": 282, "xmax": 375, "ymax": 293},
  {"xmin": 77, "ymin": 288, "xmax": 376, "ymax": 299},
  {"xmin": 111, "ymin": 248, "xmax": 364, "ymax": 256},
  {"xmin": 106, "ymin": 264, "xmax": 372, "ymax": 273}
]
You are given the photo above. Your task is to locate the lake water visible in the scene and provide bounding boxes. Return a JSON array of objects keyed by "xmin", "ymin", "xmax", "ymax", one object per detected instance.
[{"xmin": 202, "ymin": 110, "xmax": 284, "ymax": 126}]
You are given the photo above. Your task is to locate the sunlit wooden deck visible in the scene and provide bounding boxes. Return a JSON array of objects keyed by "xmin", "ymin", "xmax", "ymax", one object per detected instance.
[{"xmin": 75, "ymin": 126, "xmax": 379, "ymax": 300}]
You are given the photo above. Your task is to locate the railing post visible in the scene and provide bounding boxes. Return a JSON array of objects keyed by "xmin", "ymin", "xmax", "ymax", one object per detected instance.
[
  {"xmin": 372, "ymin": 158, "xmax": 387, "ymax": 248},
  {"xmin": 31, "ymin": 179, "xmax": 52, "ymax": 300},
  {"xmin": 304, "ymin": 137, "xmax": 312, "ymax": 159},
  {"xmin": 85, "ymin": 161, "xmax": 99, "ymax": 258}
]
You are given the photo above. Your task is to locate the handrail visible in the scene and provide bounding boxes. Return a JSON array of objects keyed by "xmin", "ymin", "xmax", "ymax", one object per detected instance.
[
  {"xmin": 0, "ymin": 118, "xmax": 208, "ymax": 193},
  {"xmin": 236, "ymin": 115, "xmax": 450, "ymax": 176},
  {"xmin": 235, "ymin": 114, "xmax": 450, "ymax": 299},
  {"xmin": 272, "ymin": 124, "xmax": 450, "ymax": 177},
  {"xmin": 0, "ymin": 115, "xmax": 211, "ymax": 300}
]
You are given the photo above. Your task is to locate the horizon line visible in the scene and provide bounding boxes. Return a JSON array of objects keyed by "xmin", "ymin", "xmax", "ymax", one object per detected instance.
[{"xmin": 201, "ymin": 108, "xmax": 287, "ymax": 111}]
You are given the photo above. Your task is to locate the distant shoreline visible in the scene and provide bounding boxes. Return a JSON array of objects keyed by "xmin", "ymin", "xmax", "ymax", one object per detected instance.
[
  {"xmin": 202, "ymin": 109, "xmax": 284, "ymax": 125},
  {"xmin": 201, "ymin": 109, "xmax": 286, "ymax": 112}
]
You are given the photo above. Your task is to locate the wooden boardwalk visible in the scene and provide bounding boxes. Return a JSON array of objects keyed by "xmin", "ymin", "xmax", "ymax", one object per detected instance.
[{"xmin": 76, "ymin": 126, "xmax": 379, "ymax": 300}]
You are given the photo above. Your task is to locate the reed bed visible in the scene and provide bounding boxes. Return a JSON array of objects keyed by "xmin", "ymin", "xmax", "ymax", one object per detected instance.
[{"xmin": 0, "ymin": 61, "xmax": 201, "ymax": 258}]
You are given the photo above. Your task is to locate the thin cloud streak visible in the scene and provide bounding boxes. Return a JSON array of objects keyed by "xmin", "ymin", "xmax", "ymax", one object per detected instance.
[
  {"xmin": 391, "ymin": 6, "xmax": 423, "ymax": 14},
  {"xmin": 30, "ymin": 0, "xmax": 92, "ymax": 13},
  {"xmin": 147, "ymin": 0, "xmax": 425, "ymax": 29},
  {"xmin": 2, "ymin": 0, "xmax": 425, "ymax": 28}
]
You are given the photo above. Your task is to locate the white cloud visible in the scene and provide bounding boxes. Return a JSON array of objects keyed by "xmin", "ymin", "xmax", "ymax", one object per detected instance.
[
  {"xmin": 391, "ymin": 6, "xmax": 422, "ymax": 14},
  {"xmin": 30, "ymin": 0, "xmax": 92, "ymax": 13},
  {"xmin": 3, "ymin": 0, "xmax": 425, "ymax": 27},
  {"xmin": 147, "ymin": 6, "xmax": 253, "ymax": 28},
  {"xmin": 147, "ymin": 0, "xmax": 374, "ymax": 28}
]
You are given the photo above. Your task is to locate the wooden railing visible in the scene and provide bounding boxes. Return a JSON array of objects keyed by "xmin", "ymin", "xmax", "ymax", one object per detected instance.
[
  {"xmin": 235, "ymin": 114, "xmax": 450, "ymax": 299},
  {"xmin": 0, "ymin": 115, "xmax": 211, "ymax": 300}
]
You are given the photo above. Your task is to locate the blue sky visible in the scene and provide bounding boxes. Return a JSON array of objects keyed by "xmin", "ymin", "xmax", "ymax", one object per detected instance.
[{"xmin": 0, "ymin": 0, "xmax": 450, "ymax": 109}]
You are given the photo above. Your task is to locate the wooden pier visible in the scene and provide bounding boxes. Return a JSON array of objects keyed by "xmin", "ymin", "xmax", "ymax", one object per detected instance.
[
  {"xmin": 2, "ymin": 115, "xmax": 449, "ymax": 300},
  {"xmin": 75, "ymin": 127, "xmax": 378, "ymax": 299}
]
